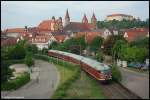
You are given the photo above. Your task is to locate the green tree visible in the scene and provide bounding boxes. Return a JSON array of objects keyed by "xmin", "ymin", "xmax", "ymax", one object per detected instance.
[
  {"xmin": 122, "ymin": 47, "xmax": 148, "ymax": 63},
  {"xmin": 90, "ymin": 36, "xmax": 103, "ymax": 53},
  {"xmin": 130, "ymin": 37, "xmax": 149, "ymax": 48},
  {"xmin": 49, "ymin": 41, "xmax": 59, "ymax": 49},
  {"xmin": 53, "ymin": 36, "xmax": 87, "ymax": 54},
  {"xmin": 1, "ymin": 48, "xmax": 13, "ymax": 83},
  {"xmin": 41, "ymin": 48, "xmax": 48, "ymax": 55},
  {"xmin": 25, "ymin": 52, "xmax": 34, "ymax": 67},
  {"xmin": 10, "ymin": 43, "xmax": 26, "ymax": 59},
  {"xmin": 25, "ymin": 43, "xmax": 38, "ymax": 54},
  {"xmin": 97, "ymin": 19, "xmax": 149, "ymax": 29},
  {"xmin": 112, "ymin": 40, "xmax": 128, "ymax": 60},
  {"xmin": 95, "ymin": 51, "xmax": 104, "ymax": 62}
]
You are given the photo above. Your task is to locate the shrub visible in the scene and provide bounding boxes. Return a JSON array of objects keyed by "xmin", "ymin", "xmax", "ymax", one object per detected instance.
[
  {"xmin": 95, "ymin": 52, "xmax": 104, "ymax": 62},
  {"xmin": 1, "ymin": 72, "xmax": 30, "ymax": 91},
  {"xmin": 1, "ymin": 59, "xmax": 24, "ymax": 83},
  {"xmin": 111, "ymin": 64, "xmax": 122, "ymax": 82},
  {"xmin": 25, "ymin": 52, "xmax": 34, "ymax": 67},
  {"xmin": 34, "ymin": 54, "xmax": 47, "ymax": 60}
]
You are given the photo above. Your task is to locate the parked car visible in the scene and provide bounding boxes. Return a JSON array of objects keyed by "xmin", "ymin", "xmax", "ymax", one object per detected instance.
[
  {"xmin": 128, "ymin": 62, "xmax": 149, "ymax": 70},
  {"xmin": 128, "ymin": 62, "xmax": 142, "ymax": 69},
  {"xmin": 141, "ymin": 64, "xmax": 149, "ymax": 70}
]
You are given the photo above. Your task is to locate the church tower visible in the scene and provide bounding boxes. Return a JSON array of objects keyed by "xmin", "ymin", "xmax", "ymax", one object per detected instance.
[
  {"xmin": 82, "ymin": 14, "xmax": 88, "ymax": 23},
  {"xmin": 58, "ymin": 17, "xmax": 63, "ymax": 31},
  {"xmin": 65, "ymin": 9, "xmax": 70, "ymax": 26},
  {"xmin": 51, "ymin": 16, "xmax": 55, "ymax": 31},
  {"xmin": 91, "ymin": 12, "xmax": 97, "ymax": 29}
]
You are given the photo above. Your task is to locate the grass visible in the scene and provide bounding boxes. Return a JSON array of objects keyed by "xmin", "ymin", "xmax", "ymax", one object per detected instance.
[
  {"xmin": 125, "ymin": 67, "xmax": 149, "ymax": 74},
  {"xmin": 64, "ymin": 71, "xmax": 107, "ymax": 99},
  {"xmin": 34, "ymin": 54, "xmax": 107, "ymax": 99},
  {"xmin": 54, "ymin": 63, "xmax": 77, "ymax": 84}
]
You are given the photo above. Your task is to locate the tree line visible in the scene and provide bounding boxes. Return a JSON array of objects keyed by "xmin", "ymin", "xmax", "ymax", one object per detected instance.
[{"xmin": 97, "ymin": 19, "xmax": 149, "ymax": 29}]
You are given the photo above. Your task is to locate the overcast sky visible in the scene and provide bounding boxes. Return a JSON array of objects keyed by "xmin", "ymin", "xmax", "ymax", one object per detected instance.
[{"xmin": 1, "ymin": 1, "xmax": 149, "ymax": 30}]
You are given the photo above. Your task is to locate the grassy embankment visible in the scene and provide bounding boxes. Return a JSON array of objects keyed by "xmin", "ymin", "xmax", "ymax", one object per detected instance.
[{"xmin": 34, "ymin": 54, "xmax": 107, "ymax": 99}]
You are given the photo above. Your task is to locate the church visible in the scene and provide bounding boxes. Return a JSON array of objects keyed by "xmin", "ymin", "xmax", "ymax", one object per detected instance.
[
  {"xmin": 1, "ymin": 9, "xmax": 100, "ymax": 49},
  {"xmin": 37, "ymin": 9, "xmax": 98, "ymax": 33}
]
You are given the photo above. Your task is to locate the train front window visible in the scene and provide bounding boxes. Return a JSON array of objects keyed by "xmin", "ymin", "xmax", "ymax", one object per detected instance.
[{"xmin": 101, "ymin": 70, "xmax": 110, "ymax": 74}]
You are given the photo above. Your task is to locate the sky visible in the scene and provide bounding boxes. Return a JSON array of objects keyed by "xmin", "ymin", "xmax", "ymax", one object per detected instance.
[{"xmin": 1, "ymin": 1, "xmax": 149, "ymax": 30}]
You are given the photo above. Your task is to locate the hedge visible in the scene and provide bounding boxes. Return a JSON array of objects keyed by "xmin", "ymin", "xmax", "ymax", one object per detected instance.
[
  {"xmin": 111, "ymin": 64, "xmax": 122, "ymax": 82},
  {"xmin": 5, "ymin": 59, "xmax": 25, "ymax": 66},
  {"xmin": 1, "ymin": 72, "xmax": 30, "ymax": 91}
]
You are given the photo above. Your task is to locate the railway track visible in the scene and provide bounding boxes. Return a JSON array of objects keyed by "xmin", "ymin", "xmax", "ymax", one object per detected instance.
[{"xmin": 99, "ymin": 81, "xmax": 141, "ymax": 99}]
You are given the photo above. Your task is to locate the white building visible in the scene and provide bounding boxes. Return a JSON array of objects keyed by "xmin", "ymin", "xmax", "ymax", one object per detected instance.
[{"xmin": 105, "ymin": 14, "xmax": 135, "ymax": 21}]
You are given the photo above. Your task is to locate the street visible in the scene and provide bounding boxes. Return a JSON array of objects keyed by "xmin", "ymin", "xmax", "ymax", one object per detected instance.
[
  {"xmin": 1, "ymin": 60, "xmax": 60, "ymax": 99},
  {"xmin": 119, "ymin": 67, "xmax": 149, "ymax": 99}
]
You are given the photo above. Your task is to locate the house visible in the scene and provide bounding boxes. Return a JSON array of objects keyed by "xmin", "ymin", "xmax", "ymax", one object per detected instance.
[
  {"xmin": 123, "ymin": 28, "xmax": 149, "ymax": 42},
  {"xmin": 31, "ymin": 34, "xmax": 50, "ymax": 50},
  {"xmin": 38, "ymin": 16, "xmax": 63, "ymax": 32},
  {"xmin": 1, "ymin": 37, "xmax": 17, "ymax": 46},
  {"xmin": 2, "ymin": 28, "xmax": 25, "ymax": 38},
  {"xmin": 53, "ymin": 32, "xmax": 70, "ymax": 43},
  {"xmin": 105, "ymin": 13, "xmax": 135, "ymax": 21},
  {"xmin": 85, "ymin": 32, "xmax": 101, "ymax": 44}
]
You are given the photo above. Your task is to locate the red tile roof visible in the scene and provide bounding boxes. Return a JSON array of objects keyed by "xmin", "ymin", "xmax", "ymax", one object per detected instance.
[
  {"xmin": 124, "ymin": 28, "xmax": 149, "ymax": 42},
  {"xmin": 75, "ymin": 32, "xmax": 86, "ymax": 38},
  {"xmin": 64, "ymin": 22, "xmax": 94, "ymax": 32},
  {"xmin": 3, "ymin": 28, "xmax": 25, "ymax": 33},
  {"xmin": 38, "ymin": 20, "xmax": 52, "ymax": 30},
  {"xmin": 54, "ymin": 34, "xmax": 67, "ymax": 43},
  {"xmin": 85, "ymin": 32, "xmax": 101, "ymax": 44}
]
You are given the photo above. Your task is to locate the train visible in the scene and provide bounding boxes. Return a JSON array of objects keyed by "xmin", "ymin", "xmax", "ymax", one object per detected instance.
[{"xmin": 48, "ymin": 50, "xmax": 112, "ymax": 81}]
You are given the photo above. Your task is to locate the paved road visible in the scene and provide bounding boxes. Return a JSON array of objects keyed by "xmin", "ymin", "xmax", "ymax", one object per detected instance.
[
  {"xmin": 118, "ymin": 67, "xmax": 149, "ymax": 99},
  {"xmin": 1, "ymin": 60, "xmax": 60, "ymax": 99}
]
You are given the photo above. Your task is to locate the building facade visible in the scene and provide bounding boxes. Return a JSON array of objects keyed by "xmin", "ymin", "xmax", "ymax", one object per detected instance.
[{"xmin": 105, "ymin": 14, "xmax": 135, "ymax": 21}]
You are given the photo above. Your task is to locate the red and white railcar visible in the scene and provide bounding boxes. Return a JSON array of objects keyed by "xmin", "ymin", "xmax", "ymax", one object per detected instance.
[{"xmin": 48, "ymin": 50, "xmax": 112, "ymax": 81}]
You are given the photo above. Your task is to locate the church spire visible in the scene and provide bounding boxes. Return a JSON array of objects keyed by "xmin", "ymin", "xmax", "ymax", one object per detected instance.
[
  {"xmin": 91, "ymin": 12, "xmax": 97, "ymax": 30},
  {"xmin": 65, "ymin": 9, "xmax": 70, "ymax": 19},
  {"xmin": 82, "ymin": 13, "xmax": 88, "ymax": 23},
  {"xmin": 65, "ymin": 9, "xmax": 70, "ymax": 26},
  {"xmin": 92, "ymin": 12, "xmax": 97, "ymax": 21}
]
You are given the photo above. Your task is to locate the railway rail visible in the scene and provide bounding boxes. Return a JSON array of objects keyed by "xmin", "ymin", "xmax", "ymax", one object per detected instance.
[{"xmin": 99, "ymin": 81, "xmax": 141, "ymax": 99}]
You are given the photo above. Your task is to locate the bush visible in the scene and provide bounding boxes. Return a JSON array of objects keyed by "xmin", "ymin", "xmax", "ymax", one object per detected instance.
[
  {"xmin": 25, "ymin": 52, "xmax": 34, "ymax": 67},
  {"xmin": 95, "ymin": 52, "xmax": 104, "ymax": 62},
  {"xmin": 34, "ymin": 54, "xmax": 50, "ymax": 61},
  {"xmin": 1, "ymin": 59, "xmax": 25, "ymax": 83},
  {"xmin": 1, "ymin": 72, "xmax": 30, "ymax": 91},
  {"xmin": 111, "ymin": 64, "xmax": 122, "ymax": 82},
  {"xmin": 5, "ymin": 59, "xmax": 25, "ymax": 65}
]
